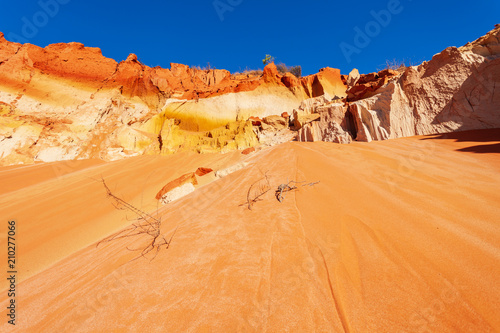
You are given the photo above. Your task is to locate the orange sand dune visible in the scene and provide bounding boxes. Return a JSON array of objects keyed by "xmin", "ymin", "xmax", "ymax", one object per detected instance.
[
  {"xmin": 0, "ymin": 150, "xmax": 243, "ymax": 288},
  {"xmin": 1, "ymin": 130, "xmax": 500, "ymax": 332}
]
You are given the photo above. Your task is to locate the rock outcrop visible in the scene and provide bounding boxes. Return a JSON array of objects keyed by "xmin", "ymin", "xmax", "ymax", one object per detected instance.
[
  {"xmin": 346, "ymin": 69, "xmax": 400, "ymax": 102},
  {"xmin": 348, "ymin": 26, "xmax": 500, "ymax": 142},
  {"xmin": 1, "ymin": 26, "xmax": 499, "ymax": 164},
  {"xmin": 159, "ymin": 182, "xmax": 196, "ymax": 205},
  {"xmin": 401, "ymin": 45, "xmax": 500, "ymax": 136},
  {"xmin": 262, "ymin": 115, "xmax": 288, "ymax": 130},
  {"xmin": 156, "ymin": 167, "xmax": 215, "ymax": 204},
  {"xmin": 0, "ymin": 32, "xmax": 346, "ymax": 165},
  {"xmin": 195, "ymin": 167, "xmax": 213, "ymax": 177},
  {"xmin": 298, "ymin": 25, "xmax": 500, "ymax": 143},
  {"xmin": 241, "ymin": 147, "xmax": 256, "ymax": 155},
  {"xmin": 294, "ymin": 94, "xmax": 354, "ymax": 144},
  {"xmin": 159, "ymin": 63, "xmax": 347, "ymax": 133},
  {"xmin": 348, "ymin": 80, "xmax": 414, "ymax": 141},
  {"xmin": 156, "ymin": 172, "xmax": 198, "ymax": 203}
]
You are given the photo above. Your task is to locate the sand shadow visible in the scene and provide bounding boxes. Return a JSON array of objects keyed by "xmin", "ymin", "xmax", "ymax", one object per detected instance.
[
  {"xmin": 421, "ymin": 128, "xmax": 500, "ymax": 154},
  {"xmin": 456, "ymin": 143, "xmax": 500, "ymax": 154}
]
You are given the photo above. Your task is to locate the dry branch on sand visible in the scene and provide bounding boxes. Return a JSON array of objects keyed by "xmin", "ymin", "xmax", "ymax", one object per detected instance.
[
  {"xmin": 97, "ymin": 178, "xmax": 177, "ymax": 261},
  {"xmin": 275, "ymin": 180, "xmax": 320, "ymax": 203},
  {"xmin": 239, "ymin": 171, "xmax": 272, "ymax": 210},
  {"xmin": 240, "ymin": 173, "xmax": 320, "ymax": 209}
]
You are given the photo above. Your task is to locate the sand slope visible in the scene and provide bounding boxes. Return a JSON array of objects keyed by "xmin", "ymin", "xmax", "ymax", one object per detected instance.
[
  {"xmin": 1, "ymin": 130, "xmax": 499, "ymax": 332},
  {"xmin": 0, "ymin": 150, "xmax": 243, "ymax": 287}
]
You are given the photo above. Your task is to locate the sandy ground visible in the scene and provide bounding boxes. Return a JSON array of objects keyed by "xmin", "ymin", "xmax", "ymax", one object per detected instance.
[
  {"xmin": 0, "ymin": 151, "xmax": 243, "ymax": 288},
  {"xmin": 1, "ymin": 129, "xmax": 499, "ymax": 332}
]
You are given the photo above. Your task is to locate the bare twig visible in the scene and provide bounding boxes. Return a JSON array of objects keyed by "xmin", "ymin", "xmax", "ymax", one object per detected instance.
[
  {"xmin": 239, "ymin": 171, "xmax": 271, "ymax": 210},
  {"xmin": 97, "ymin": 178, "xmax": 175, "ymax": 261},
  {"xmin": 275, "ymin": 180, "xmax": 320, "ymax": 203}
]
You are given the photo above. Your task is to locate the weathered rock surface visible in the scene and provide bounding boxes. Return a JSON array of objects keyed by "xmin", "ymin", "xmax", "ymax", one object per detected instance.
[
  {"xmin": 0, "ymin": 33, "xmax": 346, "ymax": 165},
  {"xmin": 214, "ymin": 162, "xmax": 249, "ymax": 178},
  {"xmin": 241, "ymin": 147, "xmax": 256, "ymax": 155},
  {"xmin": 161, "ymin": 63, "xmax": 347, "ymax": 133},
  {"xmin": 298, "ymin": 67, "xmax": 347, "ymax": 99},
  {"xmin": 262, "ymin": 115, "xmax": 288, "ymax": 130},
  {"xmin": 301, "ymin": 25, "xmax": 500, "ymax": 143},
  {"xmin": 459, "ymin": 26, "xmax": 500, "ymax": 57},
  {"xmin": 401, "ymin": 45, "xmax": 500, "ymax": 136},
  {"xmin": 195, "ymin": 167, "xmax": 213, "ymax": 177},
  {"xmin": 348, "ymin": 80, "xmax": 414, "ymax": 141},
  {"xmin": 346, "ymin": 68, "xmax": 360, "ymax": 86},
  {"xmin": 155, "ymin": 172, "xmax": 198, "ymax": 201},
  {"xmin": 1, "ymin": 25, "xmax": 499, "ymax": 163},
  {"xmin": 294, "ymin": 95, "xmax": 353, "ymax": 144},
  {"xmin": 159, "ymin": 182, "xmax": 196, "ymax": 205},
  {"xmin": 346, "ymin": 69, "xmax": 399, "ymax": 102},
  {"xmin": 298, "ymin": 121, "xmax": 352, "ymax": 144},
  {"xmin": 293, "ymin": 113, "xmax": 321, "ymax": 129}
]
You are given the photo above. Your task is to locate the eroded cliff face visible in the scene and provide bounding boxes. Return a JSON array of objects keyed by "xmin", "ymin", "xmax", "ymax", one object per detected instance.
[
  {"xmin": 0, "ymin": 32, "xmax": 346, "ymax": 165},
  {"xmin": 296, "ymin": 25, "xmax": 500, "ymax": 143},
  {"xmin": 159, "ymin": 63, "xmax": 347, "ymax": 132},
  {"xmin": 1, "ymin": 26, "xmax": 499, "ymax": 165}
]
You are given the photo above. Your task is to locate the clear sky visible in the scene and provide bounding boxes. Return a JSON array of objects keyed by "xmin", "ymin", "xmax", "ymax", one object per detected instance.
[{"xmin": 0, "ymin": 0, "xmax": 498, "ymax": 75}]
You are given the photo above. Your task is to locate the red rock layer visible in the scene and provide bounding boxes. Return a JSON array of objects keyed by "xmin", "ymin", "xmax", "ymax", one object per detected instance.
[
  {"xmin": 264, "ymin": 62, "xmax": 347, "ymax": 98},
  {"xmin": 195, "ymin": 167, "xmax": 213, "ymax": 176},
  {"xmin": 155, "ymin": 172, "xmax": 198, "ymax": 200},
  {"xmin": 0, "ymin": 32, "xmax": 346, "ymax": 110},
  {"xmin": 0, "ymin": 32, "xmax": 262, "ymax": 109},
  {"xmin": 346, "ymin": 69, "xmax": 399, "ymax": 101}
]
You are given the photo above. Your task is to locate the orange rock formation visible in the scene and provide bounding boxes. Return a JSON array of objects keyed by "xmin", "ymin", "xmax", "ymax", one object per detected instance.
[{"xmin": 0, "ymin": 32, "xmax": 347, "ymax": 165}]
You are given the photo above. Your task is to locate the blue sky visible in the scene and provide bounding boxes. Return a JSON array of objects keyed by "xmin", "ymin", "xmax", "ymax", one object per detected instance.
[{"xmin": 1, "ymin": 0, "xmax": 498, "ymax": 75}]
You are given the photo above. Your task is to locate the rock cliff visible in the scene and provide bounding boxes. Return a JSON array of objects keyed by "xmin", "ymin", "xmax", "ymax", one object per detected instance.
[
  {"xmin": 297, "ymin": 25, "xmax": 500, "ymax": 143},
  {"xmin": 0, "ymin": 32, "xmax": 346, "ymax": 165},
  {"xmin": 1, "ymin": 25, "xmax": 499, "ymax": 165}
]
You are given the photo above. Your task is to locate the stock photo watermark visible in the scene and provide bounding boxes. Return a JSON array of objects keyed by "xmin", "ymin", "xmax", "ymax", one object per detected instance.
[
  {"xmin": 408, "ymin": 277, "xmax": 495, "ymax": 333},
  {"xmin": 213, "ymin": 0, "xmax": 243, "ymax": 22},
  {"xmin": 65, "ymin": 265, "xmax": 132, "ymax": 331},
  {"xmin": 339, "ymin": 0, "xmax": 412, "ymax": 63},
  {"xmin": 6, "ymin": 220, "xmax": 17, "ymax": 326},
  {"xmin": 384, "ymin": 139, "xmax": 436, "ymax": 192},
  {"xmin": 6, "ymin": 0, "xmax": 71, "ymax": 44}
]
